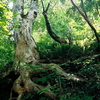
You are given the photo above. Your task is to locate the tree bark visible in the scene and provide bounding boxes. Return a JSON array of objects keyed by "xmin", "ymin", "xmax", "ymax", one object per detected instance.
[
  {"xmin": 41, "ymin": 1, "xmax": 67, "ymax": 44},
  {"xmin": 43, "ymin": 13, "xmax": 67, "ymax": 44},
  {"xmin": 80, "ymin": 0, "xmax": 88, "ymax": 18},
  {"xmin": 10, "ymin": 0, "xmax": 86, "ymax": 100},
  {"xmin": 13, "ymin": 0, "xmax": 39, "ymax": 66}
]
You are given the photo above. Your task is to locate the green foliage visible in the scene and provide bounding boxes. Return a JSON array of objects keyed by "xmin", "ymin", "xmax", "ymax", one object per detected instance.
[
  {"xmin": 0, "ymin": 2, "xmax": 14, "ymax": 71},
  {"xmin": 1, "ymin": 0, "xmax": 100, "ymax": 100},
  {"xmin": 60, "ymin": 0, "xmax": 65, "ymax": 4},
  {"xmin": 0, "ymin": 2, "xmax": 9, "ymax": 36},
  {"xmin": 0, "ymin": 37, "xmax": 14, "ymax": 70},
  {"xmin": 37, "ymin": 40, "xmax": 84, "ymax": 60},
  {"xmin": 88, "ymin": 42, "xmax": 100, "ymax": 53},
  {"xmin": 23, "ymin": 54, "xmax": 100, "ymax": 100},
  {"xmin": 60, "ymin": 94, "xmax": 94, "ymax": 100}
]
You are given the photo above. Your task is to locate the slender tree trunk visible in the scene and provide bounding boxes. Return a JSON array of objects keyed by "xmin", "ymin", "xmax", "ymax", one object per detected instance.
[
  {"xmin": 67, "ymin": 26, "xmax": 73, "ymax": 45},
  {"xmin": 71, "ymin": 0, "xmax": 100, "ymax": 43},
  {"xmin": 41, "ymin": 1, "xmax": 67, "ymax": 44},
  {"xmin": 43, "ymin": 13, "xmax": 67, "ymax": 44}
]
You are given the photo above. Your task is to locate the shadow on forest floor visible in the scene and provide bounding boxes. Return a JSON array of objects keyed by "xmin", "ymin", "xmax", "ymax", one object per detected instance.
[{"xmin": 0, "ymin": 54, "xmax": 100, "ymax": 100}]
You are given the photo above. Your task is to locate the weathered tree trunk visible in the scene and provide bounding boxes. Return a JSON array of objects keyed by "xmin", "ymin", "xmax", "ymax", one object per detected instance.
[
  {"xmin": 13, "ymin": 0, "xmax": 39, "ymax": 66},
  {"xmin": 12, "ymin": 0, "xmax": 44, "ymax": 99},
  {"xmin": 10, "ymin": 0, "xmax": 86, "ymax": 100}
]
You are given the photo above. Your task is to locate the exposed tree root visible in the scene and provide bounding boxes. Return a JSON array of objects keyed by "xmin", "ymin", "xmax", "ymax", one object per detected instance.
[
  {"xmin": 9, "ymin": 63, "xmax": 87, "ymax": 100},
  {"xmin": 41, "ymin": 63, "xmax": 85, "ymax": 81}
]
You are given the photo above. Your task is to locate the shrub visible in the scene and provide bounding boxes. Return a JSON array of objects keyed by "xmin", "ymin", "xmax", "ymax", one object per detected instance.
[{"xmin": 0, "ymin": 36, "xmax": 14, "ymax": 70}]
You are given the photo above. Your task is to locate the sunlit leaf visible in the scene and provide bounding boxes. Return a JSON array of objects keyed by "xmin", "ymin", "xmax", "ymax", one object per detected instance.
[{"xmin": 60, "ymin": 0, "xmax": 65, "ymax": 4}]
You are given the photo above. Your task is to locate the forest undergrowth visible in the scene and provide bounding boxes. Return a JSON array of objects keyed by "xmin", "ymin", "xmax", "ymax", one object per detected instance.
[{"xmin": 0, "ymin": 42, "xmax": 100, "ymax": 100}]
